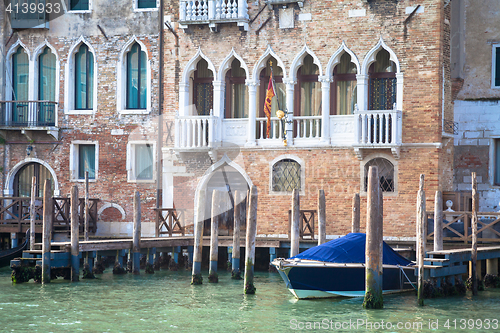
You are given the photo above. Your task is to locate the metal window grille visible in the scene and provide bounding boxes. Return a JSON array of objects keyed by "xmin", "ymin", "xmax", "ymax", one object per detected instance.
[
  {"xmin": 364, "ymin": 158, "xmax": 394, "ymax": 192},
  {"xmin": 369, "ymin": 78, "xmax": 396, "ymax": 110},
  {"xmin": 272, "ymin": 159, "xmax": 301, "ymax": 192}
]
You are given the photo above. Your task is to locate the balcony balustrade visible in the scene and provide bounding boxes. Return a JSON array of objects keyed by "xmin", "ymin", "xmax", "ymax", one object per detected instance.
[
  {"xmin": 179, "ymin": 0, "xmax": 249, "ymax": 31},
  {"xmin": 0, "ymin": 101, "xmax": 56, "ymax": 127},
  {"xmin": 175, "ymin": 115, "xmax": 216, "ymax": 149}
]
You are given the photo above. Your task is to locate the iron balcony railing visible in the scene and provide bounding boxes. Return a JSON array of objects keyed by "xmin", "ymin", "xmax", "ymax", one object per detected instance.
[{"xmin": 0, "ymin": 101, "xmax": 57, "ymax": 127}]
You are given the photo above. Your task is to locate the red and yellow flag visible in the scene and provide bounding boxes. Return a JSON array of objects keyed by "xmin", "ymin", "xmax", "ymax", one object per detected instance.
[{"xmin": 263, "ymin": 72, "xmax": 275, "ymax": 138}]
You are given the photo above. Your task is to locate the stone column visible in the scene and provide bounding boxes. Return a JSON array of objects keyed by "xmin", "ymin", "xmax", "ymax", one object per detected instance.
[
  {"xmin": 319, "ymin": 76, "xmax": 331, "ymax": 144},
  {"xmin": 246, "ymin": 80, "xmax": 258, "ymax": 146}
]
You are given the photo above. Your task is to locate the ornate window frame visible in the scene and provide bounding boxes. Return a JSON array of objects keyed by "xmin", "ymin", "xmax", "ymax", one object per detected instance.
[
  {"xmin": 269, "ymin": 155, "xmax": 305, "ymax": 195},
  {"xmin": 360, "ymin": 153, "xmax": 398, "ymax": 197}
]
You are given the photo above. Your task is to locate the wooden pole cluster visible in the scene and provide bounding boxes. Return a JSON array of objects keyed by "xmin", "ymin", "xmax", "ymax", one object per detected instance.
[
  {"xmin": 209, "ymin": 190, "xmax": 220, "ymax": 283},
  {"xmin": 290, "ymin": 188, "xmax": 300, "ymax": 257},
  {"xmin": 352, "ymin": 193, "xmax": 360, "ymax": 233},
  {"xmin": 29, "ymin": 176, "xmax": 36, "ymax": 251},
  {"xmin": 231, "ymin": 190, "xmax": 242, "ymax": 279},
  {"xmin": 434, "ymin": 190, "xmax": 443, "ymax": 252},
  {"xmin": 132, "ymin": 191, "xmax": 141, "ymax": 274},
  {"xmin": 70, "ymin": 185, "xmax": 80, "ymax": 282},
  {"xmin": 363, "ymin": 166, "xmax": 383, "ymax": 309},
  {"xmin": 416, "ymin": 174, "xmax": 426, "ymax": 306},
  {"xmin": 317, "ymin": 190, "xmax": 326, "ymax": 245},
  {"xmin": 41, "ymin": 179, "xmax": 52, "ymax": 284},
  {"xmin": 471, "ymin": 172, "xmax": 478, "ymax": 296},
  {"xmin": 191, "ymin": 190, "xmax": 205, "ymax": 284},
  {"xmin": 244, "ymin": 185, "xmax": 257, "ymax": 294}
]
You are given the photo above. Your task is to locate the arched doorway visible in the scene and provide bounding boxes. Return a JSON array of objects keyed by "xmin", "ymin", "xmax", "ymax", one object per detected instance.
[
  {"xmin": 203, "ymin": 165, "xmax": 249, "ymax": 236},
  {"xmin": 13, "ymin": 162, "xmax": 54, "ymax": 197}
]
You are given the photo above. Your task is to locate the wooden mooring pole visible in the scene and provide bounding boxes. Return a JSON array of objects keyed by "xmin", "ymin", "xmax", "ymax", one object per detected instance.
[
  {"xmin": 352, "ymin": 193, "xmax": 360, "ymax": 233},
  {"xmin": 192, "ymin": 190, "xmax": 205, "ymax": 284},
  {"xmin": 209, "ymin": 190, "xmax": 220, "ymax": 283},
  {"xmin": 231, "ymin": 190, "xmax": 242, "ymax": 279},
  {"xmin": 132, "ymin": 191, "xmax": 141, "ymax": 274},
  {"xmin": 363, "ymin": 166, "xmax": 383, "ymax": 309},
  {"xmin": 471, "ymin": 172, "xmax": 478, "ymax": 296},
  {"xmin": 416, "ymin": 174, "xmax": 426, "ymax": 306},
  {"xmin": 29, "ymin": 176, "xmax": 36, "ymax": 251},
  {"xmin": 244, "ymin": 185, "xmax": 257, "ymax": 294},
  {"xmin": 42, "ymin": 179, "xmax": 52, "ymax": 284},
  {"xmin": 71, "ymin": 185, "xmax": 80, "ymax": 282},
  {"xmin": 290, "ymin": 188, "xmax": 300, "ymax": 257},
  {"xmin": 434, "ymin": 190, "xmax": 443, "ymax": 252},
  {"xmin": 318, "ymin": 190, "xmax": 326, "ymax": 245}
]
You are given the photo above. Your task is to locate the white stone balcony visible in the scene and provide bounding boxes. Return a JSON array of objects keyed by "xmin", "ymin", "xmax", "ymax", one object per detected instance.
[
  {"xmin": 178, "ymin": 0, "xmax": 249, "ymax": 32},
  {"xmin": 174, "ymin": 110, "xmax": 402, "ymax": 157}
]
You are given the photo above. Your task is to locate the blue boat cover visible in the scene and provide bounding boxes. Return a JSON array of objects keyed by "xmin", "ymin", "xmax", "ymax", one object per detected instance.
[{"xmin": 291, "ymin": 233, "xmax": 413, "ymax": 266}]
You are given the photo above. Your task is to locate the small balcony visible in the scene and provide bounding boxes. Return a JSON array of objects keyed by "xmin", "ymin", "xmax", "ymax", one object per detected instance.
[
  {"xmin": 10, "ymin": 0, "xmax": 50, "ymax": 29},
  {"xmin": 178, "ymin": 0, "xmax": 249, "ymax": 32},
  {"xmin": 0, "ymin": 101, "xmax": 59, "ymax": 140}
]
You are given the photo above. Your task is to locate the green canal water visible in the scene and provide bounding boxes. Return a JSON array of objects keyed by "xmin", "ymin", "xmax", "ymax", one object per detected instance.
[{"xmin": 0, "ymin": 266, "xmax": 499, "ymax": 332}]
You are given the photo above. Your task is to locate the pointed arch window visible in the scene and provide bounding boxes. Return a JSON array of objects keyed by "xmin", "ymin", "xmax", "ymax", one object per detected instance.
[
  {"xmin": 12, "ymin": 47, "xmax": 29, "ymax": 101},
  {"xmin": 258, "ymin": 58, "xmax": 286, "ymax": 138},
  {"xmin": 331, "ymin": 53, "xmax": 357, "ymax": 115},
  {"xmin": 75, "ymin": 44, "xmax": 94, "ymax": 110},
  {"xmin": 369, "ymin": 50, "xmax": 396, "ymax": 110},
  {"xmin": 193, "ymin": 60, "xmax": 214, "ymax": 116},
  {"xmin": 225, "ymin": 59, "xmax": 248, "ymax": 118},
  {"xmin": 295, "ymin": 55, "xmax": 321, "ymax": 117},
  {"xmin": 126, "ymin": 42, "xmax": 147, "ymax": 109},
  {"xmin": 38, "ymin": 47, "xmax": 56, "ymax": 102}
]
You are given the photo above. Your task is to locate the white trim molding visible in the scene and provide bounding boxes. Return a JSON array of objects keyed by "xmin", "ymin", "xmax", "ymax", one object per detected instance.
[
  {"xmin": 251, "ymin": 45, "xmax": 287, "ymax": 83},
  {"xmin": 269, "ymin": 154, "xmax": 306, "ymax": 196},
  {"xmin": 126, "ymin": 140, "xmax": 156, "ymax": 183},
  {"xmin": 359, "ymin": 152, "xmax": 398, "ymax": 197},
  {"xmin": 289, "ymin": 44, "xmax": 323, "ymax": 82},
  {"xmin": 5, "ymin": 158, "xmax": 60, "ymax": 197},
  {"xmin": 325, "ymin": 41, "xmax": 360, "ymax": 81},
  {"xmin": 98, "ymin": 202, "xmax": 127, "ymax": 220},
  {"xmin": 5, "ymin": 40, "xmax": 31, "ymax": 103},
  {"xmin": 117, "ymin": 36, "xmax": 152, "ymax": 115},
  {"xmin": 67, "ymin": 0, "xmax": 92, "ymax": 13},
  {"xmin": 64, "ymin": 36, "xmax": 98, "ymax": 115},
  {"xmin": 69, "ymin": 140, "xmax": 99, "ymax": 182},
  {"xmin": 133, "ymin": 0, "xmax": 159, "ymax": 12}
]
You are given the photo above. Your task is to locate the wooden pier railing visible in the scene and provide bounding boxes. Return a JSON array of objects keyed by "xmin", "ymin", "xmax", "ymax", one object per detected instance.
[
  {"xmin": 0, "ymin": 197, "xmax": 98, "ymax": 234},
  {"xmin": 155, "ymin": 208, "xmax": 185, "ymax": 237},
  {"xmin": 288, "ymin": 209, "xmax": 316, "ymax": 239},
  {"xmin": 427, "ymin": 211, "xmax": 500, "ymax": 244}
]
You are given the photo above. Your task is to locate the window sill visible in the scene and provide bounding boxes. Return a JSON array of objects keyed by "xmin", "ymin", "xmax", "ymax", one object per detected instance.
[
  {"xmin": 119, "ymin": 109, "xmax": 150, "ymax": 115},
  {"xmin": 269, "ymin": 190, "xmax": 306, "ymax": 196},
  {"xmin": 71, "ymin": 178, "xmax": 98, "ymax": 183},
  {"xmin": 68, "ymin": 10, "xmax": 92, "ymax": 13},
  {"xmin": 134, "ymin": 7, "xmax": 158, "ymax": 12},
  {"xmin": 359, "ymin": 191, "xmax": 398, "ymax": 198},
  {"xmin": 127, "ymin": 179, "xmax": 155, "ymax": 183},
  {"xmin": 65, "ymin": 109, "xmax": 95, "ymax": 115}
]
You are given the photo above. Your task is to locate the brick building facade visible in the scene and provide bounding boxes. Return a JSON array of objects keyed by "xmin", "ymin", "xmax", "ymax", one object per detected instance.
[{"xmin": 0, "ymin": 0, "xmax": 455, "ymax": 246}]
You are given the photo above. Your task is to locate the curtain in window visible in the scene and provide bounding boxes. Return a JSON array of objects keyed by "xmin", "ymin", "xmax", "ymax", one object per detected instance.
[
  {"xmin": 300, "ymin": 81, "xmax": 321, "ymax": 116},
  {"xmin": 79, "ymin": 144, "xmax": 95, "ymax": 179},
  {"xmin": 138, "ymin": 0, "xmax": 156, "ymax": 8},
  {"xmin": 336, "ymin": 81, "xmax": 357, "ymax": 115},
  {"xmin": 231, "ymin": 83, "xmax": 248, "ymax": 118},
  {"xmin": 71, "ymin": 0, "xmax": 89, "ymax": 10},
  {"xmin": 39, "ymin": 47, "xmax": 56, "ymax": 101},
  {"xmin": 135, "ymin": 144, "xmax": 153, "ymax": 180},
  {"xmin": 15, "ymin": 163, "xmax": 54, "ymax": 197},
  {"xmin": 75, "ymin": 44, "xmax": 94, "ymax": 110},
  {"xmin": 12, "ymin": 47, "xmax": 29, "ymax": 101},
  {"xmin": 127, "ymin": 43, "xmax": 147, "ymax": 109}
]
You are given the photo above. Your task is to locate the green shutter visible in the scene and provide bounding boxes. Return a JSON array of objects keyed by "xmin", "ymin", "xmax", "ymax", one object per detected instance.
[
  {"xmin": 39, "ymin": 47, "xmax": 56, "ymax": 102},
  {"xmin": 12, "ymin": 47, "xmax": 29, "ymax": 101},
  {"xmin": 135, "ymin": 144, "xmax": 153, "ymax": 180},
  {"xmin": 127, "ymin": 43, "xmax": 147, "ymax": 109}
]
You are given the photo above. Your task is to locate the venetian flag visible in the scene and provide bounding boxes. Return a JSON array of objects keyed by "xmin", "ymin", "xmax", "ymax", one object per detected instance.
[{"xmin": 263, "ymin": 72, "xmax": 275, "ymax": 138}]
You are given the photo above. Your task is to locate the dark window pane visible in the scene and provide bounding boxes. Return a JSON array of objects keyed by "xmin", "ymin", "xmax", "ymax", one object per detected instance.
[
  {"xmin": 127, "ymin": 43, "xmax": 147, "ymax": 109},
  {"xmin": 364, "ymin": 158, "xmax": 394, "ymax": 192},
  {"xmin": 138, "ymin": 0, "xmax": 156, "ymax": 9},
  {"xmin": 70, "ymin": 0, "xmax": 89, "ymax": 10},
  {"xmin": 75, "ymin": 44, "xmax": 93, "ymax": 110},
  {"xmin": 495, "ymin": 47, "xmax": 500, "ymax": 87},
  {"xmin": 495, "ymin": 139, "xmax": 500, "ymax": 185}
]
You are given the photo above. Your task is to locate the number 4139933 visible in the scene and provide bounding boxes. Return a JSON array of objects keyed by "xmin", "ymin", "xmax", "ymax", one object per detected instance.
[
  {"xmin": 443, "ymin": 319, "xmax": 498, "ymax": 330},
  {"xmin": 6, "ymin": 1, "xmax": 61, "ymax": 14}
]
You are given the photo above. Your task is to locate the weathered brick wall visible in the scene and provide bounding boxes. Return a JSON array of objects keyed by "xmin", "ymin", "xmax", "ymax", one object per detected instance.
[{"xmin": 164, "ymin": 0, "xmax": 450, "ymax": 239}]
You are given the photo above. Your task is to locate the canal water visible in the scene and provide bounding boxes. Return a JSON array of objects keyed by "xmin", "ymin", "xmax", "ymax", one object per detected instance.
[{"xmin": 0, "ymin": 266, "xmax": 499, "ymax": 332}]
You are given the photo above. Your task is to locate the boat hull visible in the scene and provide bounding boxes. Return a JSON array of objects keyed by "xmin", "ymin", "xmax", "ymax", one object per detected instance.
[{"xmin": 273, "ymin": 260, "xmax": 416, "ymax": 299}]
